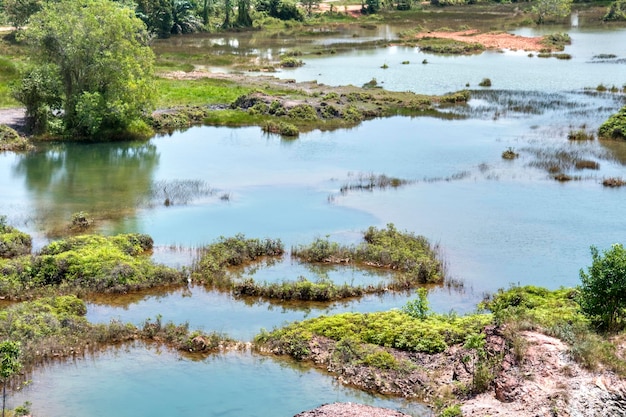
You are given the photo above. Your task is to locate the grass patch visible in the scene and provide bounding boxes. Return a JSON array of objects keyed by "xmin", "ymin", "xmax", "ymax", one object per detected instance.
[
  {"xmin": 256, "ymin": 309, "xmax": 492, "ymax": 356},
  {"xmin": 155, "ymin": 77, "xmax": 255, "ymax": 107},
  {"xmin": 292, "ymin": 223, "xmax": 444, "ymax": 284},
  {"xmin": 192, "ymin": 234, "xmax": 285, "ymax": 288},
  {"xmin": 540, "ymin": 32, "xmax": 571, "ymax": 51},
  {"xmin": 411, "ymin": 37, "xmax": 485, "ymax": 55},
  {"xmin": 0, "ymin": 233, "xmax": 183, "ymax": 299},
  {"xmin": 0, "ymin": 296, "xmax": 232, "ymax": 375}
]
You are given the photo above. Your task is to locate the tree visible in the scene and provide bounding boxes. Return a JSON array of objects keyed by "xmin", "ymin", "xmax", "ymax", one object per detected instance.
[
  {"xmin": 604, "ymin": 0, "xmax": 626, "ymax": 21},
  {"xmin": 136, "ymin": 0, "xmax": 175, "ymax": 38},
  {"xmin": 579, "ymin": 244, "xmax": 626, "ymax": 332},
  {"xmin": 2, "ymin": 0, "xmax": 42, "ymax": 30},
  {"xmin": 15, "ymin": 0, "xmax": 156, "ymax": 138},
  {"xmin": 0, "ymin": 341, "xmax": 21, "ymax": 417},
  {"xmin": 235, "ymin": 0, "xmax": 252, "ymax": 26},
  {"xmin": 300, "ymin": 0, "xmax": 319, "ymax": 16},
  {"xmin": 533, "ymin": 0, "xmax": 572, "ymax": 24}
]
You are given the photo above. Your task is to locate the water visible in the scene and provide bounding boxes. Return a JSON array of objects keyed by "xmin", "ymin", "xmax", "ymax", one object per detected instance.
[
  {"xmin": 8, "ymin": 344, "xmax": 429, "ymax": 417},
  {"xmin": 2, "ymin": 27, "xmax": 626, "ymax": 417},
  {"xmin": 265, "ymin": 28, "xmax": 626, "ymax": 94}
]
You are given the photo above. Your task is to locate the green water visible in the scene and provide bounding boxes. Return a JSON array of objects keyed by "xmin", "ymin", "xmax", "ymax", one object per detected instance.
[{"xmin": 1, "ymin": 26, "xmax": 626, "ymax": 417}]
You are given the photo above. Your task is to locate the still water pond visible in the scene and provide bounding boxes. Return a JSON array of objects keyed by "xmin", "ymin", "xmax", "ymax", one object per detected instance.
[
  {"xmin": 2, "ymin": 27, "xmax": 626, "ymax": 416},
  {"xmin": 10, "ymin": 344, "xmax": 428, "ymax": 417}
]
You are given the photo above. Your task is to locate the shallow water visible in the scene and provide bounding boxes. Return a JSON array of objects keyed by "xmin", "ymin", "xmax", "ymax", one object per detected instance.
[
  {"xmin": 265, "ymin": 28, "xmax": 626, "ymax": 94},
  {"xmin": 9, "ymin": 344, "xmax": 429, "ymax": 417},
  {"xmin": 2, "ymin": 26, "xmax": 626, "ymax": 416}
]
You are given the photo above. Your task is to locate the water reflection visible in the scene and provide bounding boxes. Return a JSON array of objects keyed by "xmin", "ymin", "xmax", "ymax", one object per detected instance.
[{"xmin": 11, "ymin": 141, "xmax": 159, "ymax": 237}]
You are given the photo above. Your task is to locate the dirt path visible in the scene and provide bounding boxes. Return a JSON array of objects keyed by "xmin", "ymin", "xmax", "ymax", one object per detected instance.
[
  {"xmin": 415, "ymin": 29, "xmax": 545, "ymax": 51},
  {"xmin": 0, "ymin": 108, "xmax": 26, "ymax": 133}
]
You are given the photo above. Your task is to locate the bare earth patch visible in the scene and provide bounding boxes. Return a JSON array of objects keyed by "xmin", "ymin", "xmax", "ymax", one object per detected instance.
[
  {"xmin": 463, "ymin": 331, "xmax": 626, "ymax": 417},
  {"xmin": 415, "ymin": 29, "xmax": 545, "ymax": 51},
  {"xmin": 294, "ymin": 403, "xmax": 412, "ymax": 417}
]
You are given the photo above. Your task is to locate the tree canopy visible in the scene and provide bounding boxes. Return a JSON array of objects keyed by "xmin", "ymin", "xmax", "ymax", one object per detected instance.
[{"xmin": 15, "ymin": 0, "xmax": 156, "ymax": 139}]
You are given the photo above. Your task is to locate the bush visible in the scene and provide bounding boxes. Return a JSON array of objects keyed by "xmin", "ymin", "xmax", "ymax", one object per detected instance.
[
  {"xmin": 0, "ymin": 233, "xmax": 181, "ymax": 298},
  {"xmin": 599, "ymin": 106, "xmax": 626, "ymax": 140},
  {"xmin": 261, "ymin": 120, "xmax": 299, "ymax": 136},
  {"xmin": 0, "ymin": 216, "xmax": 32, "ymax": 258},
  {"xmin": 604, "ymin": 0, "xmax": 626, "ymax": 21},
  {"xmin": 579, "ymin": 244, "xmax": 626, "ymax": 332}
]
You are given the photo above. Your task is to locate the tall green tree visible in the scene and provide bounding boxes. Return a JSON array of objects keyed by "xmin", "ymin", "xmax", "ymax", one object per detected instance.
[
  {"xmin": 15, "ymin": 0, "xmax": 156, "ymax": 138},
  {"xmin": 0, "ymin": 341, "xmax": 21, "ymax": 417},
  {"xmin": 579, "ymin": 244, "xmax": 626, "ymax": 332}
]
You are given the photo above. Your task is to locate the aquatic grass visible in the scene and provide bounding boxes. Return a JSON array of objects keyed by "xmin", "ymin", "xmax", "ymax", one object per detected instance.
[
  {"xmin": 261, "ymin": 120, "xmax": 299, "ymax": 136},
  {"xmin": 567, "ymin": 129, "xmax": 594, "ymax": 141},
  {"xmin": 338, "ymin": 173, "xmax": 413, "ymax": 194},
  {"xmin": 145, "ymin": 179, "xmax": 214, "ymax": 207},
  {"xmin": 501, "ymin": 147, "xmax": 519, "ymax": 160},
  {"xmin": 574, "ymin": 160, "xmax": 599, "ymax": 170},
  {"xmin": 602, "ymin": 177, "xmax": 626, "ymax": 187}
]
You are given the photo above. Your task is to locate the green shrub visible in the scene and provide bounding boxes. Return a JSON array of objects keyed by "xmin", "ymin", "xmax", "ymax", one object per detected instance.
[
  {"xmin": 0, "ymin": 216, "xmax": 32, "ymax": 258},
  {"xmin": 261, "ymin": 120, "xmax": 299, "ymax": 136},
  {"xmin": 194, "ymin": 234, "xmax": 284, "ymax": 285},
  {"xmin": 599, "ymin": 106, "xmax": 626, "ymax": 140},
  {"xmin": 579, "ymin": 244, "xmax": 626, "ymax": 332},
  {"xmin": 280, "ymin": 57, "xmax": 304, "ymax": 68},
  {"xmin": 0, "ymin": 233, "xmax": 181, "ymax": 298},
  {"xmin": 288, "ymin": 104, "xmax": 318, "ymax": 120}
]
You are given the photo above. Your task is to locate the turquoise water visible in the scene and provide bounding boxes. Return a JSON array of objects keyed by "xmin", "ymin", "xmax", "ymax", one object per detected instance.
[
  {"xmin": 1, "ymin": 27, "xmax": 626, "ymax": 417},
  {"xmin": 9, "ymin": 345, "xmax": 429, "ymax": 417}
]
